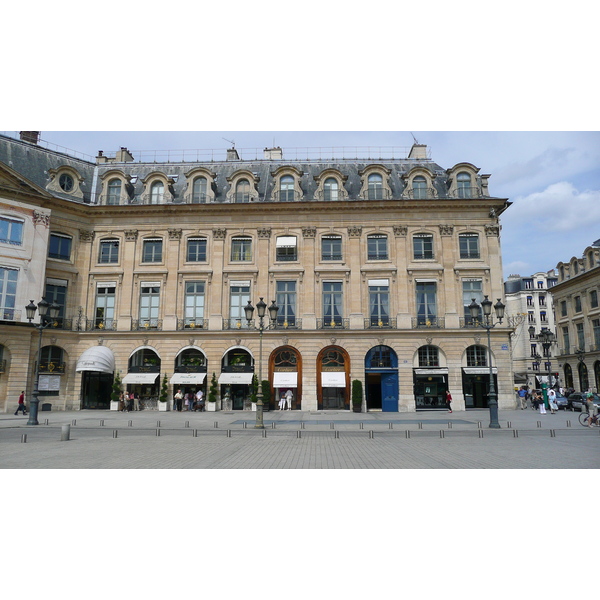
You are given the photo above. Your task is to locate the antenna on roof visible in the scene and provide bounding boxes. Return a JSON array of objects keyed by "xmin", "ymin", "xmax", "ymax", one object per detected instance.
[
  {"xmin": 410, "ymin": 132, "xmax": 419, "ymax": 144},
  {"xmin": 223, "ymin": 137, "xmax": 235, "ymax": 148}
]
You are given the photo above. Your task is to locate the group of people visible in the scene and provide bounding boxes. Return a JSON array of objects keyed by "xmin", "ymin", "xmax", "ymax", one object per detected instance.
[
  {"xmin": 516, "ymin": 386, "xmax": 559, "ymax": 414},
  {"xmin": 173, "ymin": 389, "xmax": 205, "ymax": 412},
  {"xmin": 278, "ymin": 389, "xmax": 294, "ymax": 410},
  {"xmin": 118, "ymin": 391, "xmax": 140, "ymax": 412}
]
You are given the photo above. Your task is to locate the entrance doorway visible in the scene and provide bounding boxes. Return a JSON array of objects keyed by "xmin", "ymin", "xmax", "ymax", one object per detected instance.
[
  {"xmin": 366, "ymin": 373, "xmax": 382, "ymax": 410},
  {"xmin": 322, "ymin": 387, "xmax": 345, "ymax": 409},
  {"xmin": 80, "ymin": 371, "xmax": 113, "ymax": 409},
  {"xmin": 365, "ymin": 346, "xmax": 399, "ymax": 412}
]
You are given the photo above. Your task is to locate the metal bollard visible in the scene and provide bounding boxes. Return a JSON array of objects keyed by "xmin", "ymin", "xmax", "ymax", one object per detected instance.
[
  {"xmin": 72, "ymin": 419, "xmax": 76, "ymax": 426},
  {"xmin": 214, "ymin": 421, "xmax": 218, "ymax": 428},
  {"xmin": 297, "ymin": 430, "xmax": 302, "ymax": 438},
  {"xmin": 157, "ymin": 421, "xmax": 161, "ymax": 428},
  {"xmin": 334, "ymin": 431, "xmax": 339, "ymax": 439},
  {"xmin": 185, "ymin": 421, "xmax": 189, "ymax": 428},
  {"xmin": 44, "ymin": 419, "xmax": 49, "ymax": 425},
  {"xmin": 550, "ymin": 430, "xmax": 556, "ymax": 438},
  {"xmin": 440, "ymin": 430, "xmax": 445, "ymax": 438},
  {"xmin": 537, "ymin": 421, "xmax": 541, "ymax": 428},
  {"xmin": 128, "ymin": 420, "xmax": 133, "ymax": 427},
  {"xmin": 21, "ymin": 433, "xmax": 27, "ymax": 443},
  {"xmin": 113, "ymin": 430, "xmax": 118, "ymax": 438},
  {"xmin": 301, "ymin": 422, "xmax": 305, "ymax": 429},
  {"xmin": 418, "ymin": 422, "xmax": 423, "ymax": 429},
  {"xmin": 448, "ymin": 422, "xmax": 452, "ymax": 429},
  {"xmin": 100, "ymin": 419, "xmax": 105, "ymax": 426},
  {"xmin": 507, "ymin": 421, "xmax": 512, "ymax": 429},
  {"xmin": 262, "ymin": 429, "xmax": 267, "ymax": 438},
  {"xmin": 389, "ymin": 423, "xmax": 393, "ymax": 429},
  {"xmin": 368, "ymin": 430, "xmax": 374, "ymax": 439},
  {"xmin": 478, "ymin": 421, "xmax": 482, "ymax": 429},
  {"xmin": 272, "ymin": 422, "xmax": 276, "ymax": 429},
  {"xmin": 61, "ymin": 424, "xmax": 71, "ymax": 441},
  {"xmin": 478, "ymin": 429, "xmax": 484, "ymax": 438},
  {"xmin": 193, "ymin": 429, "xmax": 198, "ymax": 437},
  {"xmin": 227, "ymin": 430, "xmax": 231, "ymax": 438},
  {"xmin": 156, "ymin": 428, "xmax": 160, "ymax": 436},
  {"xmin": 513, "ymin": 430, "xmax": 519, "ymax": 438},
  {"xmin": 243, "ymin": 422, "xmax": 247, "ymax": 429},
  {"xmin": 567, "ymin": 420, "xmax": 571, "ymax": 427},
  {"xmin": 330, "ymin": 422, "xmax": 334, "ymax": 429},
  {"xmin": 405, "ymin": 430, "xmax": 411, "ymax": 439},
  {"xmin": 360, "ymin": 422, "xmax": 364, "ymax": 429}
]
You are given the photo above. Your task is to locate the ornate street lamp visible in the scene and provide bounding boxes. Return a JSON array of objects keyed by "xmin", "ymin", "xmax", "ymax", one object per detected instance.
[
  {"xmin": 245, "ymin": 298, "xmax": 279, "ymax": 429},
  {"xmin": 25, "ymin": 298, "xmax": 61, "ymax": 425},
  {"xmin": 468, "ymin": 295, "xmax": 505, "ymax": 428},
  {"xmin": 529, "ymin": 326, "xmax": 555, "ymax": 403}
]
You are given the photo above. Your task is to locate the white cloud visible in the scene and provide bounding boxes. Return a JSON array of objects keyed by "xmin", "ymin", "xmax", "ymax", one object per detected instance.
[{"xmin": 503, "ymin": 182, "xmax": 600, "ymax": 233}]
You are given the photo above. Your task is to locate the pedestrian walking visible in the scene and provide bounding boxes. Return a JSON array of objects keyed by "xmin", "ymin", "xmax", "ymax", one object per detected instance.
[
  {"xmin": 195, "ymin": 389, "xmax": 204, "ymax": 411},
  {"xmin": 586, "ymin": 391, "xmax": 597, "ymax": 427},
  {"xmin": 445, "ymin": 390, "xmax": 453, "ymax": 413},
  {"xmin": 285, "ymin": 389, "xmax": 293, "ymax": 410},
  {"xmin": 518, "ymin": 386, "xmax": 527, "ymax": 409},
  {"xmin": 539, "ymin": 391, "xmax": 547, "ymax": 414},
  {"xmin": 174, "ymin": 389, "xmax": 183, "ymax": 412},
  {"xmin": 134, "ymin": 392, "xmax": 140, "ymax": 411},
  {"xmin": 14, "ymin": 391, "xmax": 27, "ymax": 415},
  {"xmin": 548, "ymin": 388, "xmax": 558, "ymax": 414},
  {"xmin": 278, "ymin": 394, "xmax": 285, "ymax": 410}
]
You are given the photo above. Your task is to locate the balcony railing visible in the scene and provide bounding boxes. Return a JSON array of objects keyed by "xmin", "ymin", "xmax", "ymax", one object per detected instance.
[
  {"xmin": 448, "ymin": 186, "xmax": 482, "ymax": 199},
  {"xmin": 412, "ymin": 317, "xmax": 445, "ymax": 329},
  {"xmin": 359, "ymin": 189, "xmax": 393, "ymax": 200},
  {"xmin": 271, "ymin": 190, "xmax": 303, "ymax": 202},
  {"xmin": 38, "ymin": 362, "xmax": 66, "ymax": 374},
  {"xmin": 223, "ymin": 319, "xmax": 251, "ymax": 330},
  {"xmin": 177, "ymin": 318, "xmax": 207, "ymax": 331},
  {"xmin": 132, "ymin": 319, "xmax": 163, "ymax": 331},
  {"xmin": 317, "ymin": 318, "xmax": 349, "ymax": 330},
  {"xmin": 86, "ymin": 318, "xmax": 117, "ymax": 331},
  {"xmin": 275, "ymin": 318, "xmax": 302, "ymax": 330},
  {"xmin": 0, "ymin": 307, "xmax": 22, "ymax": 321},
  {"xmin": 404, "ymin": 187, "xmax": 437, "ymax": 200},
  {"xmin": 364, "ymin": 318, "xmax": 397, "ymax": 329}
]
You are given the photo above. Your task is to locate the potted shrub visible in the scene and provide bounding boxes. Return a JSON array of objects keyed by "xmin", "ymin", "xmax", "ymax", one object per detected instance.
[
  {"xmin": 158, "ymin": 374, "xmax": 169, "ymax": 411},
  {"xmin": 207, "ymin": 372, "xmax": 219, "ymax": 411},
  {"xmin": 352, "ymin": 379, "xmax": 363, "ymax": 413},
  {"xmin": 110, "ymin": 372, "xmax": 122, "ymax": 411}
]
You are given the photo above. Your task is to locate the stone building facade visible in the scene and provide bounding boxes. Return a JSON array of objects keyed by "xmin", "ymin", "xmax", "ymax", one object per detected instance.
[
  {"xmin": 551, "ymin": 240, "xmax": 600, "ymax": 392},
  {"xmin": 0, "ymin": 132, "xmax": 515, "ymax": 413}
]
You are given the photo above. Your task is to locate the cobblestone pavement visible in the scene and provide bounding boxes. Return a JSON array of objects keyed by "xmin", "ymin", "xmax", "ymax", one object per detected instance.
[{"xmin": 1, "ymin": 407, "xmax": 599, "ymax": 468}]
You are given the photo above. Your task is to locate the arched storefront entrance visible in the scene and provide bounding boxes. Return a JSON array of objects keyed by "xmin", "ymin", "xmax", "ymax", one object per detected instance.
[
  {"xmin": 170, "ymin": 347, "xmax": 207, "ymax": 399},
  {"xmin": 365, "ymin": 345, "xmax": 398, "ymax": 412},
  {"xmin": 122, "ymin": 348, "xmax": 161, "ymax": 409},
  {"xmin": 270, "ymin": 346, "xmax": 301, "ymax": 410},
  {"xmin": 219, "ymin": 347, "xmax": 254, "ymax": 410},
  {"xmin": 76, "ymin": 345, "xmax": 115, "ymax": 409},
  {"xmin": 413, "ymin": 345, "xmax": 448, "ymax": 410},
  {"xmin": 317, "ymin": 346, "xmax": 350, "ymax": 410},
  {"xmin": 563, "ymin": 363, "xmax": 573, "ymax": 389},
  {"xmin": 461, "ymin": 345, "xmax": 497, "ymax": 408},
  {"xmin": 578, "ymin": 361, "xmax": 589, "ymax": 391}
]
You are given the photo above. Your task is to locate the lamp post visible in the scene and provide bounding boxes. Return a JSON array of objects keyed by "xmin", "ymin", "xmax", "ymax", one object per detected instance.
[
  {"xmin": 25, "ymin": 298, "xmax": 61, "ymax": 425},
  {"xmin": 468, "ymin": 295, "xmax": 505, "ymax": 429},
  {"xmin": 528, "ymin": 326, "xmax": 555, "ymax": 405},
  {"xmin": 245, "ymin": 297, "xmax": 279, "ymax": 429}
]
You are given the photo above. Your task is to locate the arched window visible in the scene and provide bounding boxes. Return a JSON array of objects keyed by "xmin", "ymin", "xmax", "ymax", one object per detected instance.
[
  {"xmin": 563, "ymin": 363, "xmax": 573, "ymax": 388},
  {"xmin": 412, "ymin": 176, "xmax": 427, "ymax": 199},
  {"xmin": 235, "ymin": 179, "xmax": 251, "ymax": 203},
  {"xmin": 578, "ymin": 362, "xmax": 589, "ymax": 391},
  {"xmin": 457, "ymin": 172, "xmax": 472, "ymax": 198},
  {"xmin": 367, "ymin": 173, "xmax": 383, "ymax": 200},
  {"xmin": 418, "ymin": 345, "xmax": 439, "ymax": 367},
  {"xmin": 150, "ymin": 181, "xmax": 164, "ymax": 204},
  {"xmin": 107, "ymin": 178, "xmax": 122, "ymax": 205},
  {"xmin": 192, "ymin": 177, "xmax": 207, "ymax": 203},
  {"xmin": 323, "ymin": 178, "xmax": 339, "ymax": 201},
  {"xmin": 466, "ymin": 345, "xmax": 487, "ymax": 367},
  {"xmin": 280, "ymin": 175, "xmax": 295, "ymax": 202}
]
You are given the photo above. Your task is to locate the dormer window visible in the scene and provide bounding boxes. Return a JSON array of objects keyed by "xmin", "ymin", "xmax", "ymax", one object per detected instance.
[
  {"xmin": 314, "ymin": 169, "xmax": 347, "ymax": 201},
  {"xmin": 280, "ymin": 176, "xmax": 295, "ymax": 202},
  {"xmin": 192, "ymin": 177, "xmax": 208, "ymax": 203},
  {"xmin": 235, "ymin": 179, "xmax": 251, "ymax": 203},
  {"xmin": 151, "ymin": 181, "xmax": 164, "ymax": 204},
  {"xmin": 59, "ymin": 173, "xmax": 74, "ymax": 192},
  {"xmin": 412, "ymin": 176, "xmax": 427, "ymax": 199},
  {"xmin": 457, "ymin": 172, "xmax": 472, "ymax": 198},
  {"xmin": 368, "ymin": 174, "xmax": 383, "ymax": 199},
  {"xmin": 107, "ymin": 178, "xmax": 122, "ymax": 205},
  {"xmin": 324, "ymin": 178, "xmax": 339, "ymax": 201}
]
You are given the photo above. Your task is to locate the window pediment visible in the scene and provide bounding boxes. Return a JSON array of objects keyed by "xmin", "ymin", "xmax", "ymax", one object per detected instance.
[
  {"xmin": 47, "ymin": 166, "xmax": 84, "ymax": 199},
  {"xmin": 358, "ymin": 165, "xmax": 392, "ymax": 200}
]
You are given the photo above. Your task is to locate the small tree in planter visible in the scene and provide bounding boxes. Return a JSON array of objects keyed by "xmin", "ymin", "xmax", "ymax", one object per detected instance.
[
  {"xmin": 261, "ymin": 379, "xmax": 271, "ymax": 412},
  {"xmin": 110, "ymin": 371, "xmax": 122, "ymax": 411},
  {"xmin": 207, "ymin": 372, "xmax": 219, "ymax": 411},
  {"xmin": 250, "ymin": 373, "xmax": 259, "ymax": 411},
  {"xmin": 158, "ymin": 374, "xmax": 169, "ymax": 411},
  {"xmin": 352, "ymin": 379, "xmax": 363, "ymax": 413}
]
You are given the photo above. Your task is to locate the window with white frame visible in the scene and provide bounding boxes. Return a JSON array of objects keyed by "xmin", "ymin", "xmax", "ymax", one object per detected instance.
[
  {"xmin": 187, "ymin": 238, "xmax": 207, "ymax": 262},
  {"xmin": 139, "ymin": 285, "xmax": 160, "ymax": 327},
  {"xmin": 369, "ymin": 280, "xmax": 389, "ymax": 326},
  {"xmin": 276, "ymin": 236, "xmax": 297, "ymax": 262},
  {"xmin": 95, "ymin": 285, "xmax": 116, "ymax": 329},
  {"xmin": 192, "ymin": 177, "xmax": 208, "ymax": 203},
  {"xmin": 229, "ymin": 283, "xmax": 250, "ymax": 327},
  {"xmin": 276, "ymin": 281, "xmax": 296, "ymax": 326},
  {"xmin": 459, "ymin": 233, "xmax": 480, "ymax": 259},
  {"xmin": 367, "ymin": 234, "xmax": 388, "ymax": 260},
  {"xmin": 322, "ymin": 235, "xmax": 342, "ymax": 261},
  {"xmin": 323, "ymin": 282, "xmax": 343, "ymax": 326},
  {"xmin": 0, "ymin": 216, "xmax": 24, "ymax": 245},
  {"xmin": 590, "ymin": 289, "xmax": 598, "ymax": 309},
  {"xmin": 413, "ymin": 234, "xmax": 434, "ymax": 260},
  {"xmin": 367, "ymin": 173, "xmax": 383, "ymax": 200},
  {"xmin": 463, "ymin": 279, "xmax": 483, "ymax": 320},
  {"xmin": 412, "ymin": 176, "xmax": 427, "ymax": 199},
  {"xmin": 416, "ymin": 282, "xmax": 437, "ymax": 325},
  {"xmin": 323, "ymin": 178, "xmax": 339, "ymax": 201},
  {"xmin": 231, "ymin": 237, "xmax": 252, "ymax": 261},
  {"xmin": 280, "ymin": 175, "xmax": 295, "ymax": 202},
  {"xmin": 150, "ymin": 181, "xmax": 164, "ymax": 204},
  {"xmin": 142, "ymin": 238, "xmax": 163, "ymax": 263},
  {"xmin": 576, "ymin": 322, "xmax": 585, "ymax": 349},
  {"xmin": 457, "ymin": 172, "xmax": 472, "ymax": 198},
  {"xmin": 99, "ymin": 239, "xmax": 120, "ymax": 264},
  {"xmin": 0, "ymin": 267, "xmax": 18, "ymax": 319},
  {"xmin": 235, "ymin": 179, "xmax": 251, "ymax": 203},
  {"xmin": 107, "ymin": 178, "xmax": 122, "ymax": 205},
  {"xmin": 185, "ymin": 281, "xmax": 205, "ymax": 327}
]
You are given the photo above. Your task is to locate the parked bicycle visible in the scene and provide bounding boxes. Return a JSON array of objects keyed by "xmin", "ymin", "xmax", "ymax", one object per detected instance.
[{"xmin": 578, "ymin": 412, "xmax": 600, "ymax": 427}]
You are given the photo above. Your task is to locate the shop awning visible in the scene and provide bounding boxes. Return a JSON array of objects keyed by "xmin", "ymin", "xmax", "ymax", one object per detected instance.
[
  {"xmin": 321, "ymin": 372, "xmax": 346, "ymax": 388},
  {"xmin": 122, "ymin": 373, "xmax": 159, "ymax": 384},
  {"xmin": 76, "ymin": 346, "xmax": 115, "ymax": 373},
  {"xmin": 218, "ymin": 372, "xmax": 254, "ymax": 384},
  {"xmin": 273, "ymin": 372, "xmax": 298, "ymax": 388},
  {"xmin": 463, "ymin": 367, "xmax": 498, "ymax": 375},
  {"xmin": 170, "ymin": 373, "xmax": 207, "ymax": 385}
]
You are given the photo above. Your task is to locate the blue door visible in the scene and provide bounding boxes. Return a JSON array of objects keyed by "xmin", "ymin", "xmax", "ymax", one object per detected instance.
[{"xmin": 381, "ymin": 372, "xmax": 398, "ymax": 412}]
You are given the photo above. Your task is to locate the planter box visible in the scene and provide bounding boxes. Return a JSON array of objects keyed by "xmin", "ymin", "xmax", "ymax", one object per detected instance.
[
  {"xmin": 158, "ymin": 402, "xmax": 169, "ymax": 411},
  {"xmin": 207, "ymin": 402, "xmax": 218, "ymax": 412},
  {"xmin": 110, "ymin": 401, "xmax": 120, "ymax": 411}
]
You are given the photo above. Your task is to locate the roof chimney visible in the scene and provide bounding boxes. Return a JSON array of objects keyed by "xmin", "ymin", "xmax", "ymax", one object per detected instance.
[
  {"xmin": 264, "ymin": 147, "xmax": 283, "ymax": 160},
  {"xmin": 408, "ymin": 143, "xmax": 428, "ymax": 160},
  {"xmin": 115, "ymin": 147, "xmax": 134, "ymax": 162},
  {"xmin": 20, "ymin": 131, "xmax": 40, "ymax": 144},
  {"xmin": 226, "ymin": 147, "xmax": 240, "ymax": 161}
]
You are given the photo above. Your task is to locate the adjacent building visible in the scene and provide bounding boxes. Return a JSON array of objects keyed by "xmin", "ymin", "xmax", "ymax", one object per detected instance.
[
  {"xmin": 504, "ymin": 271, "xmax": 558, "ymax": 389},
  {"xmin": 551, "ymin": 240, "xmax": 600, "ymax": 392},
  {"xmin": 0, "ymin": 132, "xmax": 516, "ymax": 413}
]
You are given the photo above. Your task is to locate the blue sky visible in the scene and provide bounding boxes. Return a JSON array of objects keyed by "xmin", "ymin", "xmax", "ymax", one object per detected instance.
[{"xmin": 6, "ymin": 130, "xmax": 599, "ymax": 280}]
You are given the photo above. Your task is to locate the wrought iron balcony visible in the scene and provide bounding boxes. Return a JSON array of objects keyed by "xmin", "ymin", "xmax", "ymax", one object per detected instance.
[
  {"xmin": 365, "ymin": 318, "xmax": 397, "ymax": 329},
  {"xmin": 317, "ymin": 318, "xmax": 349, "ymax": 330},
  {"xmin": 177, "ymin": 318, "xmax": 207, "ymax": 331},
  {"xmin": 449, "ymin": 186, "xmax": 482, "ymax": 199},
  {"xmin": 404, "ymin": 187, "xmax": 437, "ymax": 200},
  {"xmin": 412, "ymin": 317, "xmax": 445, "ymax": 329},
  {"xmin": 272, "ymin": 190, "xmax": 303, "ymax": 202},
  {"xmin": 38, "ymin": 361, "xmax": 66, "ymax": 374},
  {"xmin": 86, "ymin": 318, "xmax": 117, "ymax": 331},
  {"xmin": 223, "ymin": 318, "xmax": 251, "ymax": 330},
  {"xmin": 132, "ymin": 319, "xmax": 163, "ymax": 331},
  {"xmin": 274, "ymin": 318, "xmax": 302, "ymax": 330},
  {"xmin": 0, "ymin": 307, "xmax": 22, "ymax": 321},
  {"xmin": 359, "ymin": 189, "xmax": 393, "ymax": 200}
]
